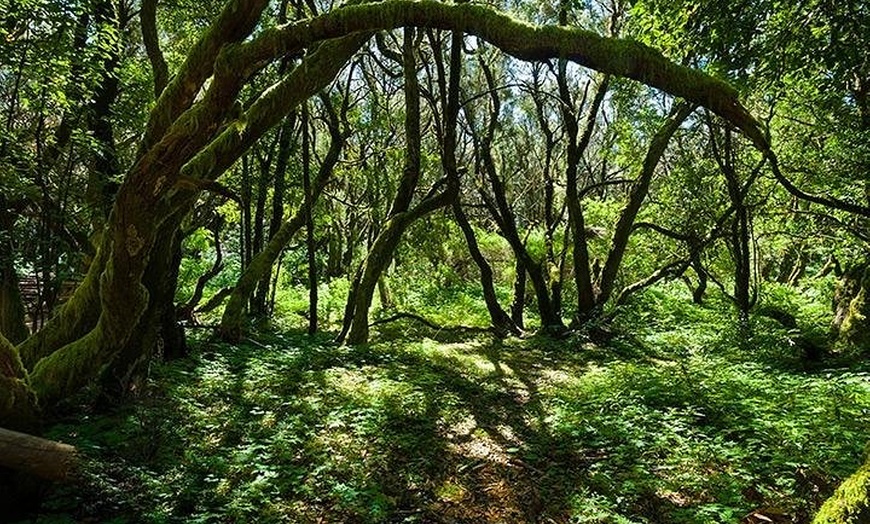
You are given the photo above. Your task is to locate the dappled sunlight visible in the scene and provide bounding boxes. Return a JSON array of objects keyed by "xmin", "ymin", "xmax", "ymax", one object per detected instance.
[{"xmin": 33, "ymin": 320, "xmax": 870, "ymax": 523}]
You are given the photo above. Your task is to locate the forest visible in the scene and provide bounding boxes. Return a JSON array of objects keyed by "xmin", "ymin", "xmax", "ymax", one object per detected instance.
[{"xmin": 0, "ymin": 0, "xmax": 869, "ymax": 521}]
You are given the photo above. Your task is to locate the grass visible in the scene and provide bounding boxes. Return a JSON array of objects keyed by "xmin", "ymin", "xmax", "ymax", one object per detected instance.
[{"xmin": 17, "ymin": 286, "xmax": 870, "ymax": 523}]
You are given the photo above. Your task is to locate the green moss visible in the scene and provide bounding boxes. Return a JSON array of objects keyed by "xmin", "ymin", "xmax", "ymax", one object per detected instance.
[
  {"xmin": 838, "ymin": 267, "xmax": 870, "ymax": 350},
  {"xmin": 29, "ymin": 327, "xmax": 105, "ymax": 406},
  {"xmin": 0, "ymin": 333, "xmax": 38, "ymax": 429},
  {"xmin": 18, "ymin": 243, "xmax": 107, "ymax": 370},
  {"xmin": 0, "ymin": 375, "xmax": 38, "ymax": 429},
  {"xmin": 814, "ymin": 454, "xmax": 870, "ymax": 523},
  {"xmin": 0, "ymin": 331, "xmax": 25, "ymax": 379}
]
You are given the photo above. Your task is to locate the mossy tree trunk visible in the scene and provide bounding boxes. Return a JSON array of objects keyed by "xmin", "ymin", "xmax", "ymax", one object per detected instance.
[
  {"xmin": 469, "ymin": 58, "xmax": 564, "ymax": 332},
  {"xmin": 453, "ymin": 199, "xmax": 519, "ymax": 337},
  {"xmin": 253, "ymin": 114, "xmax": 297, "ymax": 316},
  {"xmin": 596, "ymin": 102, "xmax": 695, "ymax": 306},
  {"xmin": 0, "ymin": 199, "xmax": 29, "ymax": 345},
  {"xmin": 554, "ymin": 9, "xmax": 609, "ymax": 324},
  {"xmin": 0, "ymin": 333, "xmax": 37, "ymax": 430},
  {"xmin": 98, "ymin": 216, "xmax": 186, "ymax": 402},
  {"xmin": 813, "ymin": 451, "xmax": 870, "ymax": 523},
  {"xmin": 510, "ymin": 261, "xmax": 527, "ymax": 330},
  {"xmin": 833, "ymin": 262, "xmax": 870, "ymax": 349}
]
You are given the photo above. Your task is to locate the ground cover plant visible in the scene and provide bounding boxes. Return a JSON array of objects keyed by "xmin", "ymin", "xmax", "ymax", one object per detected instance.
[{"xmin": 14, "ymin": 282, "xmax": 870, "ymax": 523}]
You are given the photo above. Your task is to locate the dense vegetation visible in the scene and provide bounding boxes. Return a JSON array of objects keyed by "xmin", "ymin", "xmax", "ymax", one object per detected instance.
[{"xmin": 0, "ymin": 0, "xmax": 868, "ymax": 521}]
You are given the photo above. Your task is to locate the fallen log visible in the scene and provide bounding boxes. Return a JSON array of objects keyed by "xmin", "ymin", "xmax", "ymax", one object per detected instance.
[{"xmin": 0, "ymin": 427, "xmax": 77, "ymax": 481}]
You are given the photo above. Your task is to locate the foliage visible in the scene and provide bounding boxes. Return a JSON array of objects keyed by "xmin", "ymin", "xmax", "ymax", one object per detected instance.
[{"xmin": 23, "ymin": 286, "xmax": 870, "ymax": 522}]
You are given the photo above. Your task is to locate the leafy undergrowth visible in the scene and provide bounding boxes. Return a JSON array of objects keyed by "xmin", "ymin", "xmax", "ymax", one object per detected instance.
[{"xmin": 19, "ymin": 295, "xmax": 870, "ymax": 523}]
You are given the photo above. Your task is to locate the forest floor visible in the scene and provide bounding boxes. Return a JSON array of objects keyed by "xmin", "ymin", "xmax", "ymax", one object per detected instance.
[{"xmin": 17, "ymin": 291, "xmax": 870, "ymax": 523}]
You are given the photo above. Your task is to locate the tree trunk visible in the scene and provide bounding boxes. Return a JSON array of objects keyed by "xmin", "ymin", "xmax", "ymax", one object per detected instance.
[
  {"xmin": 453, "ymin": 200, "xmax": 518, "ymax": 336},
  {"xmin": 813, "ymin": 451, "xmax": 870, "ymax": 524},
  {"xmin": 557, "ymin": 61, "xmax": 602, "ymax": 324},
  {"xmin": 511, "ymin": 260, "xmax": 526, "ymax": 330},
  {"xmin": 0, "ymin": 427, "xmax": 77, "ymax": 481},
  {"xmin": 255, "ymin": 113, "xmax": 296, "ymax": 315},
  {"xmin": 218, "ymin": 105, "xmax": 345, "ymax": 342},
  {"xmin": 302, "ymin": 103, "xmax": 318, "ymax": 335},
  {"xmin": 833, "ymin": 263, "xmax": 870, "ymax": 349},
  {"xmin": 597, "ymin": 102, "xmax": 694, "ymax": 305},
  {"xmin": 98, "ymin": 218, "xmax": 186, "ymax": 403},
  {"xmin": 341, "ymin": 28, "xmax": 424, "ymax": 345},
  {"xmin": 343, "ymin": 190, "xmax": 455, "ymax": 344},
  {"xmin": 241, "ymin": 154, "xmax": 253, "ymax": 271},
  {"xmin": 0, "ymin": 203, "xmax": 29, "ymax": 344},
  {"xmin": 0, "ymin": 333, "xmax": 37, "ymax": 430},
  {"xmin": 472, "ymin": 60, "xmax": 563, "ymax": 332}
]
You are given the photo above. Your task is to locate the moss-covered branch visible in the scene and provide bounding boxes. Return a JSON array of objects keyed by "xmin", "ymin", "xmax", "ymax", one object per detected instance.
[
  {"xmin": 17, "ymin": 243, "xmax": 108, "ymax": 370},
  {"xmin": 235, "ymin": 0, "xmax": 766, "ymax": 150},
  {"xmin": 140, "ymin": 0, "xmax": 269, "ymax": 153},
  {"xmin": 174, "ymin": 34, "xmax": 368, "ymax": 191}
]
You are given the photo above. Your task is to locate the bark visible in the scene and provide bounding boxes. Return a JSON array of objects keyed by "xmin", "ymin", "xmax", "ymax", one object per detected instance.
[
  {"xmin": 140, "ymin": 0, "xmax": 270, "ymax": 154},
  {"xmin": 343, "ymin": 191, "xmax": 455, "ymax": 344},
  {"xmin": 24, "ymin": 0, "xmax": 271, "ymax": 407},
  {"xmin": 98, "ymin": 218, "xmax": 186, "ymax": 402},
  {"xmin": 0, "ymin": 427, "xmax": 77, "ymax": 481},
  {"xmin": 557, "ymin": 65, "xmax": 607, "ymax": 322},
  {"xmin": 255, "ymin": 114, "xmax": 296, "ymax": 314},
  {"xmin": 833, "ymin": 264, "xmax": 870, "ymax": 349},
  {"xmin": 241, "ymin": 154, "xmax": 253, "ymax": 270},
  {"xmin": 531, "ymin": 68, "xmax": 557, "ymax": 277},
  {"xmin": 342, "ymin": 28, "xmax": 466, "ymax": 344},
  {"xmin": 444, "ymin": 32, "xmax": 515, "ymax": 337},
  {"xmin": 17, "ymin": 243, "xmax": 106, "ymax": 370},
  {"xmin": 0, "ymin": 333, "xmax": 37, "ymax": 430},
  {"xmin": 301, "ymin": 103, "xmax": 318, "ymax": 335},
  {"xmin": 691, "ymin": 259, "xmax": 707, "ymax": 304},
  {"xmin": 713, "ymin": 124, "xmax": 756, "ymax": 318},
  {"xmin": 467, "ymin": 59, "xmax": 563, "ymax": 331},
  {"xmin": 511, "ymin": 260, "xmax": 526, "ymax": 330}
]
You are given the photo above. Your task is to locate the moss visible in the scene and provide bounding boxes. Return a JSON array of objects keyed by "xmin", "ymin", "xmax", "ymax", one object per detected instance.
[
  {"xmin": 0, "ymin": 376, "xmax": 38, "ymax": 429},
  {"xmin": 0, "ymin": 333, "xmax": 38, "ymax": 429},
  {"xmin": 238, "ymin": 0, "xmax": 764, "ymax": 149},
  {"xmin": 813, "ymin": 454, "xmax": 870, "ymax": 524},
  {"xmin": 29, "ymin": 327, "xmax": 105, "ymax": 406},
  {"xmin": 838, "ymin": 267, "xmax": 870, "ymax": 350},
  {"xmin": 0, "ymin": 332, "xmax": 25, "ymax": 379},
  {"xmin": 18, "ymin": 242, "xmax": 107, "ymax": 370}
]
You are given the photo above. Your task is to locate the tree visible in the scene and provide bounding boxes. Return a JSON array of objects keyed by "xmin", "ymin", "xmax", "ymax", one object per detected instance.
[{"xmin": 1, "ymin": 0, "xmax": 838, "ymax": 429}]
